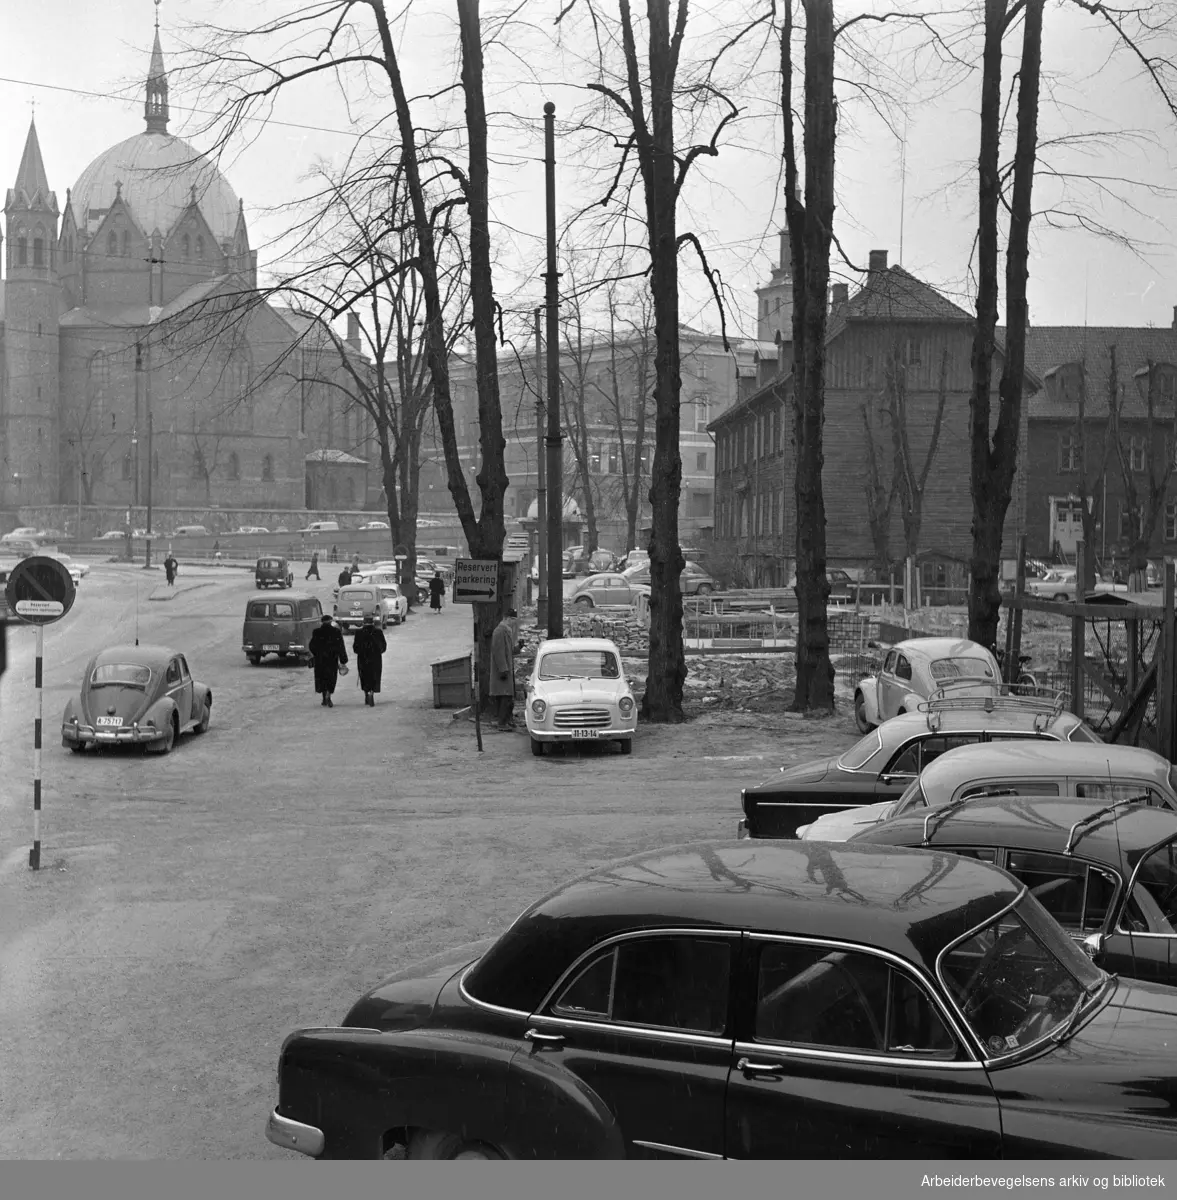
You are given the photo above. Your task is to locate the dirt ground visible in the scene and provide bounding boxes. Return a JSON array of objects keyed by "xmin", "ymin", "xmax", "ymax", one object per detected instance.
[{"xmin": 0, "ymin": 563, "xmax": 856, "ymax": 1159}]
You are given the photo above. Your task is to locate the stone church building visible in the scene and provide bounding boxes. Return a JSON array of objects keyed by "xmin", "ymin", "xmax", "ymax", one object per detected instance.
[{"xmin": 0, "ymin": 21, "xmax": 370, "ymax": 530}]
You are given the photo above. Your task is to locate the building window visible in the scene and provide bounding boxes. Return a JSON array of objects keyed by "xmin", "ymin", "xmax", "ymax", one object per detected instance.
[
  {"xmin": 1058, "ymin": 433, "xmax": 1079, "ymax": 473},
  {"xmin": 905, "ymin": 336, "xmax": 922, "ymax": 366},
  {"xmin": 33, "ymin": 237, "xmax": 44, "ymax": 267},
  {"xmin": 697, "ymin": 451, "xmax": 708, "ymax": 472},
  {"xmin": 183, "ymin": 234, "xmax": 191, "ymax": 258},
  {"xmin": 196, "ymin": 236, "xmax": 205, "ymax": 260},
  {"xmin": 1166, "ymin": 502, "xmax": 1177, "ymax": 543},
  {"xmin": 107, "ymin": 232, "xmax": 117, "ymax": 256},
  {"xmin": 1129, "ymin": 436, "xmax": 1146, "ymax": 473},
  {"xmin": 227, "ymin": 452, "xmax": 240, "ymax": 481},
  {"xmin": 122, "ymin": 454, "xmax": 133, "ymax": 481},
  {"xmin": 688, "ymin": 490, "xmax": 711, "ymax": 519},
  {"xmin": 608, "ymin": 445, "xmax": 619, "ymax": 475},
  {"xmin": 261, "ymin": 454, "xmax": 274, "ymax": 482},
  {"xmin": 122, "ymin": 231, "xmax": 131, "ymax": 257},
  {"xmin": 17, "ymin": 235, "xmax": 27, "ymax": 265},
  {"xmin": 590, "ymin": 443, "xmax": 602, "ymax": 473},
  {"xmin": 696, "ymin": 395, "xmax": 710, "ymax": 432}
]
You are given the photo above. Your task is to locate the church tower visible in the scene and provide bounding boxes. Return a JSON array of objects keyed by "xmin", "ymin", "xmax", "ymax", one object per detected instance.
[
  {"xmin": 3, "ymin": 119, "xmax": 60, "ymax": 511},
  {"xmin": 756, "ymin": 228, "xmax": 794, "ymax": 345}
]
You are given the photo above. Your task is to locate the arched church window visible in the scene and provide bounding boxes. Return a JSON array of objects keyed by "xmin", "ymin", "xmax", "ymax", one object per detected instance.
[
  {"xmin": 88, "ymin": 352, "xmax": 111, "ymax": 419},
  {"xmin": 227, "ymin": 452, "xmax": 240, "ymax": 481},
  {"xmin": 196, "ymin": 236, "xmax": 205, "ymax": 259},
  {"xmin": 122, "ymin": 231, "xmax": 130, "ymax": 257},
  {"xmin": 107, "ymin": 232, "xmax": 118, "ymax": 256},
  {"xmin": 17, "ymin": 233, "xmax": 28, "ymax": 265},
  {"xmin": 33, "ymin": 225, "xmax": 44, "ymax": 266},
  {"xmin": 122, "ymin": 454, "xmax": 133, "ymax": 481},
  {"xmin": 261, "ymin": 454, "xmax": 274, "ymax": 482},
  {"xmin": 183, "ymin": 234, "xmax": 190, "ymax": 258}
]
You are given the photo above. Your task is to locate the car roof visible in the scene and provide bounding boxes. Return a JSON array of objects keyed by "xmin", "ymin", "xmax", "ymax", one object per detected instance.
[
  {"xmin": 875, "ymin": 706, "xmax": 1085, "ymax": 741},
  {"xmin": 892, "ymin": 638, "xmax": 989, "ymax": 657},
  {"xmin": 90, "ymin": 644, "xmax": 183, "ymax": 667},
  {"xmin": 248, "ymin": 590, "xmax": 319, "ymax": 604},
  {"xmin": 537, "ymin": 637, "xmax": 623, "ymax": 655},
  {"xmin": 863, "ymin": 797, "xmax": 1177, "ymax": 867},
  {"xmin": 463, "ymin": 839, "xmax": 1019, "ymax": 1013},
  {"xmin": 920, "ymin": 740, "xmax": 1171, "ymax": 785}
]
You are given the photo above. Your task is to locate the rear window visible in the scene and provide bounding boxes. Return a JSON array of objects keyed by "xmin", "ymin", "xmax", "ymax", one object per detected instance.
[
  {"xmin": 930, "ymin": 657, "xmax": 995, "ymax": 682},
  {"xmin": 343, "ymin": 589, "xmax": 375, "ymax": 601},
  {"xmin": 272, "ymin": 602, "xmax": 294, "ymax": 619},
  {"xmin": 258, "ymin": 558, "xmax": 280, "ymax": 568},
  {"xmin": 248, "ymin": 602, "xmax": 269, "ymax": 618},
  {"xmin": 90, "ymin": 663, "xmax": 151, "ymax": 687}
]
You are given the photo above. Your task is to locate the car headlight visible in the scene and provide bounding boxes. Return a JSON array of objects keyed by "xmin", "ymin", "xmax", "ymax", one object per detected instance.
[
  {"xmin": 618, "ymin": 696, "xmax": 634, "ymax": 715},
  {"xmin": 531, "ymin": 699, "xmax": 547, "ymax": 717}
]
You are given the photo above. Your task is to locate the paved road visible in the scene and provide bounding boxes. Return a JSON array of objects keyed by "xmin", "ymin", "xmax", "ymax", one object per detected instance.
[{"xmin": 0, "ymin": 564, "xmax": 854, "ymax": 1159}]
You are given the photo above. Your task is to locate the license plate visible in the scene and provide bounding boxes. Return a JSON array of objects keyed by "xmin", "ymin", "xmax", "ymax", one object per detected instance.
[
  {"xmin": 262, "ymin": 644, "xmax": 280, "ymax": 651},
  {"xmin": 96, "ymin": 716, "xmax": 123, "ymax": 727},
  {"xmin": 571, "ymin": 728, "xmax": 600, "ymax": 739}
]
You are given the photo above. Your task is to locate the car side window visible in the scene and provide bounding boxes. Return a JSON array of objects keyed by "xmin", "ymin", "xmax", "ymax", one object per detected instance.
[
  {"xmin": 754, "ymin": 942, "xmax": 958, "ymax": 1059},
  {"xmin": 958, "ymin": 781, "xmax": 1061, "ymax": 801},
  {"xmin": 941, "ymin": 846, "xmax": 999, "ymax": 865},
  {"xmin": 178, "ymin": 656, "xmax": 191, "ymax": 681},
  {"xmin": 165, "ymin": 659, "xmax": 181, "ymax": 686},
  {"xmin": 895, "ymin": 655, "xmax": 913, "ymax": 682},
  {"xmin": 1074, "ymin": 781, "xmax": 1161, "ymax": 807},
  {"xmin": 883, "ymin": 650, "xmax": 897, "ymax": 675},
  {"xmin": 884, "ymin": 739, "xmax": 921, "ymax": 776},
  {"xmin": 920, "ymin": 735, "xmax": 981, "ymax": 767},
  {"xmin": 551, "ymin": 936, "xmax": 731, "ymax": 1035},
  {"xmin": 1004, "ymin": 852, "xmax": 1115, "ymax": 933}
]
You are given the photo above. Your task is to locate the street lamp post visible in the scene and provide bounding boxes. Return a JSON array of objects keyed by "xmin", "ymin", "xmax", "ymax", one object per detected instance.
[{"xmin": 534, "ymin": 305, "xmax": 547, "ymax": 629}]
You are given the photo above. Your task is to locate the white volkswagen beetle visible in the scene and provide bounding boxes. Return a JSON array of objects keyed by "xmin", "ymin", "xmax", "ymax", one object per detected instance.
[
  {"xmin": 854, "ymin": 636, "xmax": 1000, "ymax": 733},
  {"xmin": 525, "ymin": 637, "xmax": 637, "ymax": 757}
]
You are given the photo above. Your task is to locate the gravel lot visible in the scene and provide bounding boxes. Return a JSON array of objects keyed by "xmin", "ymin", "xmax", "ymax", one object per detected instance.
[{"xmin": 0, "ymin": 563, "xmax": 856, "ymax": 1159}]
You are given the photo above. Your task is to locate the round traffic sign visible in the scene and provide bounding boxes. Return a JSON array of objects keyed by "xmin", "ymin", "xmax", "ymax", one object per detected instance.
[{"xmin": 4, "ymin": 556, "xmax": 76, "ymax": 626}]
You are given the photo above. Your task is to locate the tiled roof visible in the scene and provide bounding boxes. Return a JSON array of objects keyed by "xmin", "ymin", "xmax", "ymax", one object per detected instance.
[
  {"xmin": 1016, "ymin": 325, "xmax": 1177, "ymax": 420},
  {"xmin": 825, "ymin": 264, "xmax": 973, "ymax": 342},
  {"xmin": 59, "ymin": 276, "xmax": 232, "ymax": 328}
]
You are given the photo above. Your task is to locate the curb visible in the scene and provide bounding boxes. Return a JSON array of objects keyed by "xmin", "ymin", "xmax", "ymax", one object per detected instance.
[{"xmin": 148, "ymin": 581, "xmax": 219, "ymax": 603}]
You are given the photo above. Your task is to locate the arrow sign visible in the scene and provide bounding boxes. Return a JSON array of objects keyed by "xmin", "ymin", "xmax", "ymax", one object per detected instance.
[{"xmin": 453, "ymin": 559, "xmax": 498, "ymax": 605}]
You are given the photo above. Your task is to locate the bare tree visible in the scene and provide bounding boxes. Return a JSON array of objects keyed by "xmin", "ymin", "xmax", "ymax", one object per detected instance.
[
  {"xmin": 860, "ymin": 403, "xmax": 898, "ymax": 576},
  {"xmin": 890, "ymin": 344, "xmax": 949, "ymax": 562}
]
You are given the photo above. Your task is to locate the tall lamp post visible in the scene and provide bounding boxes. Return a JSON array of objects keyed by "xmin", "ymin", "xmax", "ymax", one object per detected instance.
[
  {"xmin": 534, "ymin": 305, "xmax": 547, "ymax": 628},
  {"xmin": 543, "ymin": 101, "xmax": 564, "ymax": 640}
]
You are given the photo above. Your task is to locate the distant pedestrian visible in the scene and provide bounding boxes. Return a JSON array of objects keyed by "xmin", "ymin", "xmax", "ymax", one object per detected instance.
[
  {"xmin": 429, "ymin": 570, "xmax": 446, "ymax": 613},
  {"xmin": 213, "ymin": 539, "xmax": 221, "ymax": 553},
  {"xmin": 308, "ymin": 614, "xmax": 348, "ymax": 707},
  {"xmin": 306, "ymin": 551, "xmax": 321, "ymax": 581},
  {"xmin": 338, "ymin": 564, "xmax": 353, "ymax": 588},
  {"xmin": 164, "ymin": 551, "xmax": 178, "ymax": 587},
  {"xmin": 353, "ymin": 613, "xmax": 387, "ymax": 707},
  {"xmin": 350, "ymin": 555, "xmax": 360, "ymax": 576},
  {"xmin": 330, "ymin": 544, "xmax": 339, "ymax": 564},
  {"xmin": 490, "ymin": 608, "xmax": 520, "ymax": 730}
]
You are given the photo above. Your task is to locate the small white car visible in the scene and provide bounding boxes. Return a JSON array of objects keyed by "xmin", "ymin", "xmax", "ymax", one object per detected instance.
[
  {"xmin": 359, "ymin": 520, "xmax": 390, "ymax": 530},
  {"xmin": 1, "ymin": 526, "xmax": 40, "ymax": 543},
  {"xmin": 95, "ymin": 530, "xmax": 126, "ymax": 541},
  {"xmin": 854, "ymin": 637, "xmax": 1000, "ymax": 732},
  {"xmin": 376, "ymin": 583, "xmax": 408, "ymax": 625},
  {"xmin": 234, "ymin": 525, "xmax": 270, "ymax": 535},
  {"xmin": 525, "ymin": 637, "xmax": 637, "ymax": 757}
]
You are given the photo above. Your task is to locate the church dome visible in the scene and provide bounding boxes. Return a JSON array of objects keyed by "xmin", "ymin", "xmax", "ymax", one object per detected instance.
[{"xmin": 71, "ymin": 132, "xmax": 240, "ymax": 244}]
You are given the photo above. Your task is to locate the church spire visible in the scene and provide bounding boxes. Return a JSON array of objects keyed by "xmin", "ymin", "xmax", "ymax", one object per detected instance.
[
  {"xmin": 12, "ymin": 118, "xmax": 53, "ymax": 209},
  {"xmin": 145, "ymin": 0, "xmax": 169, "ymax": 135}
]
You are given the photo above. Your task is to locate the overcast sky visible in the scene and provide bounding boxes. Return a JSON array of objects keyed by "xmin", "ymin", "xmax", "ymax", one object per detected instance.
[{"xmin": 3, "ymin": 0, "xmax": 1176, "ymax": 340}]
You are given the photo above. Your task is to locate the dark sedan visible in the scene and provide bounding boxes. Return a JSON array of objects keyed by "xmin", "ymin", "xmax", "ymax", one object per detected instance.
[
  {"xmin": 267, "ymin": 839, "xmax": 1177, "ymax": 1160},
  {"xmin": 851, "ymin": 796, "xmax": 1177, "ymax": 987},
  {"xmin": 739, "ymin": 699, "xmax": 1097, "ymax": 840}
]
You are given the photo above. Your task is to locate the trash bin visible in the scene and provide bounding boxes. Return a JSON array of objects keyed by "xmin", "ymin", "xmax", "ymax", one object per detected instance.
[{"xmin": 431, "ymin": 654, "xmax": 473, "ymax": 708}]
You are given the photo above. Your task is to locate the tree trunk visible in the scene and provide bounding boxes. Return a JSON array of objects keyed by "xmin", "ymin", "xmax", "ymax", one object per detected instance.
[
  {"xmin": 967, "ymin": 0, "xmax": 1043, "ymax": 649},
  {"xmin": 786, "ymin": 0, "xmax": 835, "ymax": 713}
]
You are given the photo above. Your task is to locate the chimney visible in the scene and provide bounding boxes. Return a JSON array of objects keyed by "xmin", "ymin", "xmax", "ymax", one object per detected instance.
[
  {"xmin": 346, "ymin": 312, "xmax": 361, "ymax": 347},
  {"xmin": 868, "ymin": 249, "xmax": 888, "ymax": 275},
  {"xmin": 830, "ymin": 282, "xmax": 849, "ymax": 316}
]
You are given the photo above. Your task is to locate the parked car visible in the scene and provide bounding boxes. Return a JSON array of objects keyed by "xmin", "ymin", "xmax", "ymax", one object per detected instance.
[
  {"xmin": 562, "ymin": 546, "xmax": 592, "ymax": 578},
  {"xmin": 301, "ymin": 520, "xmax": 340, "ymax": 533},
  {"xmin": 255, "ymin": 556, "xmax": 293, "ymax": 589},
  {"xmin": 359, "ymin": 520, "xmax": 390, "ymax": 530},
  {"xmin": 94, "ymin": 530, "xmax": 126, "ymax": 541},
  {"xmin": 854, "ymin": 637, "xmax": 1001, "ymax": 733},
  {"xmin": 850, "ymin": 796, "xmax": 1177, "ymax": 986},
  {"xmin": 34, "ymin": 527, "xmax": 65, "ymax": 543},
  {"xmin": 333, "ymin": 583, "xmax": 389, "ymax": 633},
  {"xmin": 62, "ymin": 644, "xmax": 212, "ymax": 755},
  {"xmin": 1, "ymin": 526, "xmax": 41, "ymax": 543},
  {"xmin": 622, "ymin": 560, "xmax": 715, "ymax": 596},
  {"xmin": 1023, "ymin": 569, "xmax": 1127, "ymax": 602},
  {"xmin": 617, "ymin": 548, "xmax": 649, "ymax": 572},
  {"xmin": 376, "ymin": 583, "xmax": 409, "ymax": 626},
  {"xmin": 243, "ymin": 592, "xmax": 323, "ymax": 665},
  {"xmin": 799, "ymin": 741, "xmax": 1177, "ymax": 843},
  {"xmin": 341, "ymin": 567, "xmax": 397, "ymax": 595},
  {"xmin": 785, "ymin": 567, "xmax": 855, "ymax": 603},
  {"xmin": 47, "ymin": 553, "xmax": 89, "ymax": 585},
  {"xmin": 265, "ymin": 837, "xmax": 1177, "ymax": 1160},
  {"xmin": 235, "ymin": 525, "xmax": 270, "ymax": 535},
  {"xmin": 568, "ymin": 572, "xmax": 650, "ymax": 609},
  {"xmin": 0, "ymin": 538, "xmax": 39, "ymax": 558},
  {"xmin": 525, "ymin": 636, "xmax": 636, "ymax": 757},
  {"xmin": 739, "ymin": 694, "xmax": 1099, "ymax": 841}
]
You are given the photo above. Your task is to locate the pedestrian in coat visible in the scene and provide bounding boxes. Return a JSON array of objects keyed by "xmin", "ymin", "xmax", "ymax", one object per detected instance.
[
  {"xmin": 306, "ymin": 551, "xmax": 321, "ymax": 581},
  {"xmin": 308, "ymin": 614, "xmax": 348, "ymax": 707},
  {"xmin": 338, "ymin": 564, "xmax": 353, "ymax": 588},
  {"xmin": 330, "ymin": 544, "xmax": 339, "ymax": 564},
  {"xmin": 353, "ymin": 613, "xmax": 387, "ymax": 707},
  {"xmin": 490, "ymin": 609, "xmax": 520, "ymax": 730},
  {"xmin": 164, "ymin": 552, "xmax": 178, "ymax": 587},
  {"xmin": 428, "ymin": 571, "xmax": 446, "ymax": 613}
]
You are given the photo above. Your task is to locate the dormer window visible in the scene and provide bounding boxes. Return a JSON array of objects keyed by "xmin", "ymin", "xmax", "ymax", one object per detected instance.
[
  {"xmin": 122, "ymin": 231, "xmax": 130, "ymax": 257},
  {"xmin": 196, "ymin": 236, "xmax": 205, "ymax": 260},
  {"xmin": 107, "ymin": 232, "xmax": 118, "ymax": 256}
]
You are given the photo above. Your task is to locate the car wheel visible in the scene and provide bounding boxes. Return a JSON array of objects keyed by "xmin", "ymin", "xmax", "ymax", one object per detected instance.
[
  {"xmin": 574, "ymin": 596, "xmax": 593, "ymax": 608},
  {"xmin": 619, "ymin": 739, "xmax": 632, "ymax": 755},
  {"xmin": 248, "ymin": 655, "xmax": 262, "ymax": 666},
  {"xmin": 408, "ymin": 1131, "xmax": 504, "ymax": 1161},
  {"xmin": 66, "ymin": 740, "xmax": 86, "ymax": 754},
  {"xmin": 696, "ymin": 583, "xmax": 712, "ymax": 595},
  {"xmin": 531, "ymin": 737, "xmax": 544, "ymax": 757},
  {"xmin": 1053, "ymin": 593, "xmax": 1068, "ymax": 601},
  {"xmin": 854, "ymin": 691, "xmax": 875, "ymax": 734},
  {"xmin": 151, "ymin": 714, "xmax": 177, "ymax": 755},
  {"xmin": 255, "ymin": 582, "xmax": 262, "ymax": 590},
  {"xmin": 194, "ymin": 695, "xmax": 212, "ymax": 734}
]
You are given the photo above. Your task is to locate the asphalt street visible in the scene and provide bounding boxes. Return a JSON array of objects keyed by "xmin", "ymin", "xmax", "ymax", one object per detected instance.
[{"xmin": 0, "ymin": 561, "xmax": 853, "ymax": 1158}]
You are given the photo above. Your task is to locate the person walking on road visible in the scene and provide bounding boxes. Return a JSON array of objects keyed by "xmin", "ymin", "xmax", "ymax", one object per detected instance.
[
  {"xmin": 353, "ymin": 613, "xmax": 387, "ymax": 707},
  {"xmin": 428, "ymin": 570, "xmax": 446, "ymax": 613},
  {"xmin": 338, "ymin": 563, "xmax": 353, "ymax": 588},
  {"xmin": 164, "ymin": 551, "xmax": 178, "ymax": 587},
  {"xmin": 308, "ymin": 614, "xmax": 348, "ymax": 707},
  {"xmin": 306, "ymin": 551, "xmax": 321, "ymax": 581},
  {"xmin": 330, "ymin": 544, "xmax": 339, "ymax": 564},
  {"xmin": 490, "ymin": 608, "xmax": 520, "ymax": 730}
]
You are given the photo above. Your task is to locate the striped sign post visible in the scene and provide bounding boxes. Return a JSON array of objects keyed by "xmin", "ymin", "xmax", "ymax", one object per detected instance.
[{"xmin": 5, "ymin": 556, "xmax": 76, "ymax": 871}]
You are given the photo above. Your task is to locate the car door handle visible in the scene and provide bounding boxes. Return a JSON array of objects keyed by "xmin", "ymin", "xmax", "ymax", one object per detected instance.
[
  {"xmin": 524, "ymin": 1028, "xmax": 565, "ymax": 1049},
  {"xmin": 737, "ymin": 1057, "xmax": 786, "ymax": 1080}
]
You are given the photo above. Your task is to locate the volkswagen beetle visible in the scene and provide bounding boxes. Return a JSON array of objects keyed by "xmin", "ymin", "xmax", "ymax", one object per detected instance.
[{"xmin": 62, "ymin": 644, "xmax": 212, "ymax": 754}]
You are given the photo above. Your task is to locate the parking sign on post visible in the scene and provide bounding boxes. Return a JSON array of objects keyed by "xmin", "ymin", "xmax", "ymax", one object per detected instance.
[
  {"xmin": 5, "ymin": 556, "xmax": 77, "ymax": 870},
  {"xmin": 452, "ymin": 560, "xmax": 499, "ymax": 605}
]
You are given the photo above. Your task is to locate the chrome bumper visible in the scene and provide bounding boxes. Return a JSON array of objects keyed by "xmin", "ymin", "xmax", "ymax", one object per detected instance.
[
  {"xmin": 737, "ymin": 818, "xmax": 750, "ymax": 840},
  {"xmin": 266, "ymin": 1109, "xmax": 325, "ymax": 1157},
  {"xmin": 63, "ymin": 724, "xmax": 162, "ymax": 745},
  {"xmin": 530, "ymin": 727, "xmax": 634, "ymax": 742}
]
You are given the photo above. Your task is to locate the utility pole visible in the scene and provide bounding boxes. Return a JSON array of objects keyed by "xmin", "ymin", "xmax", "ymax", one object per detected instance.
[
  {"xmin": 543, "ymin": 101, "xmax": 564, "ymax": 640},
  {"xmin": 534, "ymin": 305, "xmax": 548, "ymax": 629}
]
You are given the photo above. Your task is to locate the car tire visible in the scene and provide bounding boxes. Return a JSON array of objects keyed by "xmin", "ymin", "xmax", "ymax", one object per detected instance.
[
  {"xmin": 255, "ymin": 582, "xmax": 262, "ymax": 589},
  {"xmin": 408, "ymin": 1131, "xmax": 503, "ymax": 1161},
  {"xmin": 696, "ymin": 583, "xmax": 712, "ymax": 596},
  {"xmin": 249, "ymin": 655, "xmax": 262, "ymax": 666},
  {"xmin": 66, "ymin": 740, "xmax": 86, "ymax": 754},
  {"xmin": 854, "ymin": 691, "xmax": 875, "ymax": 734},
  {"xmin": 619, "ymin": 739, "xmax": 632, "ymax": 755},
  {"xmin": 574, "ymin": 596, "xmax": 593, "ymax": 608},
  {"xmin": 531, "ymin": 737, "xmax": 544, "ymax": 757},
  {"xmin": 194, "ymin": 696, "xmax": 212, "ymax": 734},
  {"xmin": 1053, "ymin": 593, "xmax": 1068, "ymax": 601},
  {"xmin": 151, "ymin": 714, "xmax": 177, "ymax": 755}
]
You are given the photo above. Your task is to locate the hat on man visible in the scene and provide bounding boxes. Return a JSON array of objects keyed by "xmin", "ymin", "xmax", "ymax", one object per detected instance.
[
  {"xmin": 321, "ymin": 614, "xmax": 332, "ymax": 623},
  {"xmin": 507, "ymin": 608, "xmax": 518, "ymax": 619}
]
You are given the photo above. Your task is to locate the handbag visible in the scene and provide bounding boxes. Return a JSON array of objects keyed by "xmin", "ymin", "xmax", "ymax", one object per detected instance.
[{"xmin": 338, "ymin": 663, "xmax": 350, "ymax": 676}]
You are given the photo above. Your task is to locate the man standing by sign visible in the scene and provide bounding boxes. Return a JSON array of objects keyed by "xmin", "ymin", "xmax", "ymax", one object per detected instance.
[{"xmin": 490, "ymin": 608, "xmax": 519, "ymax": 731}]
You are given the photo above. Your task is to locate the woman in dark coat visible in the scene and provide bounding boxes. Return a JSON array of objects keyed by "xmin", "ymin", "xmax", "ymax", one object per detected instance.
[
  {"xmin": 352, "ymin": 613, "xmax": 388, "ymax": 707},
  {"xmin": 308, "ymin": 615, "xmax": 348, "ymax": 707},
  {"xmin": 428, "ymin": 571, "xmax": 446, "ymax": 613}
]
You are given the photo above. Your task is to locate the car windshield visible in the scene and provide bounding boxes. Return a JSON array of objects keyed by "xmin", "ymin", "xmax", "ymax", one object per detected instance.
[
  {"xmin": 938, "ymin": 895, "xmax": 1106, "ymax": 1059},
  {"xmin": 259, "ymin": 559, "xmax": 280, "ymax": 568},
  {"xmin": 838, "ymin": 728, "xmax": 884, "ymax": 771},
  {"xmin": 90, "ymin": 663, "xmax": 152, "ymax": 688},
  {"xmin": 378, "ymin": 586, "xmax": 401, "ymax": 598},
  {"xmin": 1131, "ymin": 837, "xmax": 1177, "ymax": 933},
  {"xmin": 930, "ymin": 657, "xmax": 995, "ymax": 681},
  {"xmin": 540, "ymin": 650, "xmax": 620, "ymax": 680},
  {"xmin": 889, "ymin": 779, "xmax": 928, "ymax": 817}
]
